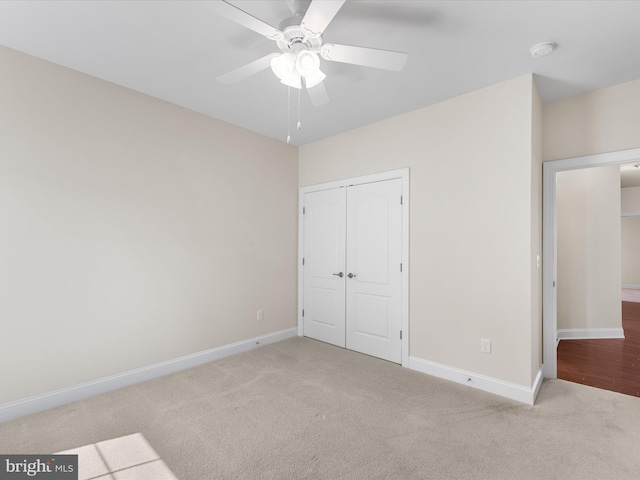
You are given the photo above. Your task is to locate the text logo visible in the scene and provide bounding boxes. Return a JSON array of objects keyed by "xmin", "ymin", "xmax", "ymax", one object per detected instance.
[{"xmin": 0, "ymin": 455, "xmax": 77, "ymax": 480}]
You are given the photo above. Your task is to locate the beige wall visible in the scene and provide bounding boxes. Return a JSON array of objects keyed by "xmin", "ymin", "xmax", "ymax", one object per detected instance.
[
  {"xmin": 622, "ymin": 187, "xmax": 640, "ymax": 287},
  {"xmin": 543, "ymin": 77, "xmax": 640, "ymax": 161},
  {"xmin": 622, "ymin": 186, "xmax": 640, "ymax": 214},
  {"xmin": 0, "ymin": 46, "xmax": 298, "ymax": 404},
  {"xmin": 556, "ymin": 166, "xmax": 622, "ymax": 330},
  {"xmin": 300, "ymin": 75, "xmax": 540, "ymax": 387},
  {"xmin": 622, "ymin": 216, "xmax": 640, "ymax": 287}
]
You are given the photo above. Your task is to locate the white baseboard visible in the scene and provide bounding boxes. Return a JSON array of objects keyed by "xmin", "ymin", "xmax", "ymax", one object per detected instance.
[
  {"xmin": 408, "ymin": 356, "xmax": 544, "ymax": 405},
  {"xmin": 531, "ymin": 367, "xmax": 544, "ymax": 402},
  {"xmin": 622, "ymin": 284, "xmax": 640, "ymax": 290},
  {"xmin": 557, "ymin": 328, "xmax": 625, "ymax": 340},
  {"xmin": 0, "ymin": 327, "xmax": 297, "ymax": 424}
]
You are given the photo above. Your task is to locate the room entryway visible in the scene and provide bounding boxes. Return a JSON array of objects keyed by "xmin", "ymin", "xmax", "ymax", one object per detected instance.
[
  {"xmin": 543, "ymin": 147, "xmax": 640, "ymax": 387},
  {"xmin": 298, "ymin": 169, "xmax": 409, "ymax": 365}
]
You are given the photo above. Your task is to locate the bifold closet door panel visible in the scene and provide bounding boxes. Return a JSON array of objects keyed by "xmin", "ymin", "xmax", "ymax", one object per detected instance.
[
  {"xmin": 302, "ymin": 188, "xmax": 346, "ymax": 348},
  {"xmin": 345, "ymin": 179, "xmax": 402, "ymax": 363}
]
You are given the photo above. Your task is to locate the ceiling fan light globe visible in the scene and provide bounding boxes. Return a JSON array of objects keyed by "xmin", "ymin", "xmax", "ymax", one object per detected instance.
[
  {"xmin": 305, "ymin": 69, "xmax": 326, "ymax": 89},
  {"xmin": 296, "ymin": 50, "xmax": 320, "ymax": 77},
  {"xmin": 270, "ymin": 53, "xmax": 296, "ymax": 81},
  {"xmin": 281, "ymin": 73, "xmax": 302, "ymax": 89},
  {"xmin": 300, "ymin": 54, "xmax": 314, "ymax": 70}
]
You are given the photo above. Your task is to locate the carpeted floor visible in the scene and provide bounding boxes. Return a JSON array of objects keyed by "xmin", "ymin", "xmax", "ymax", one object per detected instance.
[
  {"xmin": 1, "ymin": 337, "xmax": 640, "ymax": 479},
  {"xmin": 55, "ymin": 432, "xmax": 178, "ymax": 479}
]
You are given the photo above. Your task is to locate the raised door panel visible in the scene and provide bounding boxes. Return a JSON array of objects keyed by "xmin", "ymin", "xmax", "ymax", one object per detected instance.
[
  {"xmin": 346, "ymin": 179, "xmax": 402, "ymax": 363},
  {"xmin": 303, "ymin": 188, "xmax": 346, "ymax": 347}
]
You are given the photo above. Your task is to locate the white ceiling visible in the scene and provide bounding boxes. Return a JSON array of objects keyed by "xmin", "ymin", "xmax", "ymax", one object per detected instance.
[{"xmin": 1, "ymin": 0, "xmax": 640, "ymax": 147}]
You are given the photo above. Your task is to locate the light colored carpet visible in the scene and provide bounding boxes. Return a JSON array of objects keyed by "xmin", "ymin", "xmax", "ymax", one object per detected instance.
[
  {"xmin": 56, "ymin": 432, "xmax": 178, "ymax": 480},
  {"xmin": 1, "ymin": 337, "xmax": 640, "ymax": 479}
]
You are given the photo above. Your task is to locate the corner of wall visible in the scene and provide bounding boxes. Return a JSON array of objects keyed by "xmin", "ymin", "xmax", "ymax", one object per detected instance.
[{"xmin": 530, "ymin": 76, "xmax": 543, "ymax": 385}]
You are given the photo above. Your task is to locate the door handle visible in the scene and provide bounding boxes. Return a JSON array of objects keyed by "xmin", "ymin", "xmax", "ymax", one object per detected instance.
[
  {"xmin": 347, "ymin": 273, "xmax": 357, "ymax": 279},
  {"xmin": 333, "ymin": 272, "xmax": 344, "ymax": 278}
]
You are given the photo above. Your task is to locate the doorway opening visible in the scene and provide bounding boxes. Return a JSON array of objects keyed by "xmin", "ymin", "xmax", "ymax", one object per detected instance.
[{"xmin": 543, "ymin": 147, "xmax": 640, "ymax": 386}]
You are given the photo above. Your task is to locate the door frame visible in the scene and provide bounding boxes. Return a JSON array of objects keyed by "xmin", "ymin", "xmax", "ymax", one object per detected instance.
[
  {"xmin": 298, "ymin": 168, "xmax": 410, "ymax": 367},
  {"xmin": 542, "ymin": 147, "xmax": 640, "ymax": 378}
]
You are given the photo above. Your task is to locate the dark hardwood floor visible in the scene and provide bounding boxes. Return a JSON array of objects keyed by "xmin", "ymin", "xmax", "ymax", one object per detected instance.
[{"xmin": 557, "ymin": 301, "xmax": 640, "ymax": 397}]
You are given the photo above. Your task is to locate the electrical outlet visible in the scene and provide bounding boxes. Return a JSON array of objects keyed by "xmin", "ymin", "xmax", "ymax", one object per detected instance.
[
  {"xmin": 481, "ymin": 338, "xmax": 491, "ymax": 354},
  {"xmin": 257, "ymin": 310, "xmax": 263, "ymax": 321}
]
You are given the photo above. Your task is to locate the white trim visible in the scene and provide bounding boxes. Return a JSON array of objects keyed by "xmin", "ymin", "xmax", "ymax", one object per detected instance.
[
  {"xmin": 557, "ymin": 328, "xmax": 625, "ymax": 340},
  {"xmin": 542, "ymin": 147, "xmax": 640, "ymax": 379},
  {"xmin": 297, "ymin": 187, "xmax": 305, "ymax": 338},
  {"xmin": 300, "ymin": 168, "xmax": 410, "ymax": 193},
  {"xmin": 409, "ymin": 357, "xmax": 544, "ymax": 405},
  {"xmin": 0, "ymin": 328, "xmax": 297, "ymax": 424},
  {"xmin": 298, "ymin": 168, "xmax": 410, "ymax": 367},
  {"xmin": 622, "ymin": 284, "xmax": 640, "ymax": 290},
  {"xmin": 621, "ymin": 213, "xmax": 640, "ymax": 217},
  {"xmin": 531, "ymin": 367, "xmax": 544, "ymax": 403}
]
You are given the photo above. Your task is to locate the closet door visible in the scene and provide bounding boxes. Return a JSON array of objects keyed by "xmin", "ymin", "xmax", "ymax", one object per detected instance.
[
  {"xmin": 302, "ymin": 188, "xmax": 346, "ymax": 348},
  {"xmin": 345, "ymin": 179, "xmax": 402, "ymax": 363}
]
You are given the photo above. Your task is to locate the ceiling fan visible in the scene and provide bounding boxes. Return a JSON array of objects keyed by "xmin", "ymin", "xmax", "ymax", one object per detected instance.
[{"xmin": 206, "ymin": 0, "xmax": 409, "ymax": 106}]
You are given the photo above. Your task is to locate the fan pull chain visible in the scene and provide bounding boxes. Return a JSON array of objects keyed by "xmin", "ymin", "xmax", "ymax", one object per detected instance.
[
  {"xmin": 297, "ymin": 87, "xmax": 301, "ymax": 131},
  {"xmin": 286, "ymin": 86, "xmax": 291, "ymax": 144}
]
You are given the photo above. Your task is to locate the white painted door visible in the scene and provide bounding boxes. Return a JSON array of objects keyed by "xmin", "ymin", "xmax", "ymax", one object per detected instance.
[
  {"xmin": 345, "ymin": 179, "xmax": 402, "ymax": 363},
  {"xmin": 303, "ymin": 178, "xmax": 403, "ymax": 363},
  {"xmin": 303, "ymin": 188, "xmax": 346, "ymax": 348}
]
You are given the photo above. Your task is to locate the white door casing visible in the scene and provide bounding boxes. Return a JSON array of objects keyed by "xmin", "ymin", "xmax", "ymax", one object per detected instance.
[{"xmin": 542, "ymin": 147, "xmax": 640, "ymax": 378}]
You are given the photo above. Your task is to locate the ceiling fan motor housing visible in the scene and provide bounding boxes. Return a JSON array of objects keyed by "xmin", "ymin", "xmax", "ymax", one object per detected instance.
[{"xmin": 277, "ymin": 17, "xmax": 322, "ymax": 53}]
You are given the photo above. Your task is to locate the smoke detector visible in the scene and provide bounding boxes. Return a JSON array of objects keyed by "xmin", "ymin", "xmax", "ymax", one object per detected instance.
[{"xmin": 530, "ymin": 42, "xmax": 555, "ymax": 58}]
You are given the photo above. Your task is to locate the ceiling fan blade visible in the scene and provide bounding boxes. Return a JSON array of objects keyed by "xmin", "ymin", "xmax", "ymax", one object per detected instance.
[
  {"xmin": 306, "ymin": 81, "xmax": 330, "ymax": 106},
  {"xmin": 300, "ymin": 0, "xmax": 346, "ymax": 37},
  {"xmin": 204, "ymin": 0, "xmax": 283, "ymax": 41},
  {"xmin": 217, "ymin": 53, "xmax": 280, "ymax": 84},
  {"xmin": 321, "ymin": 43, "xmax": 408, "ymax": 71}
]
